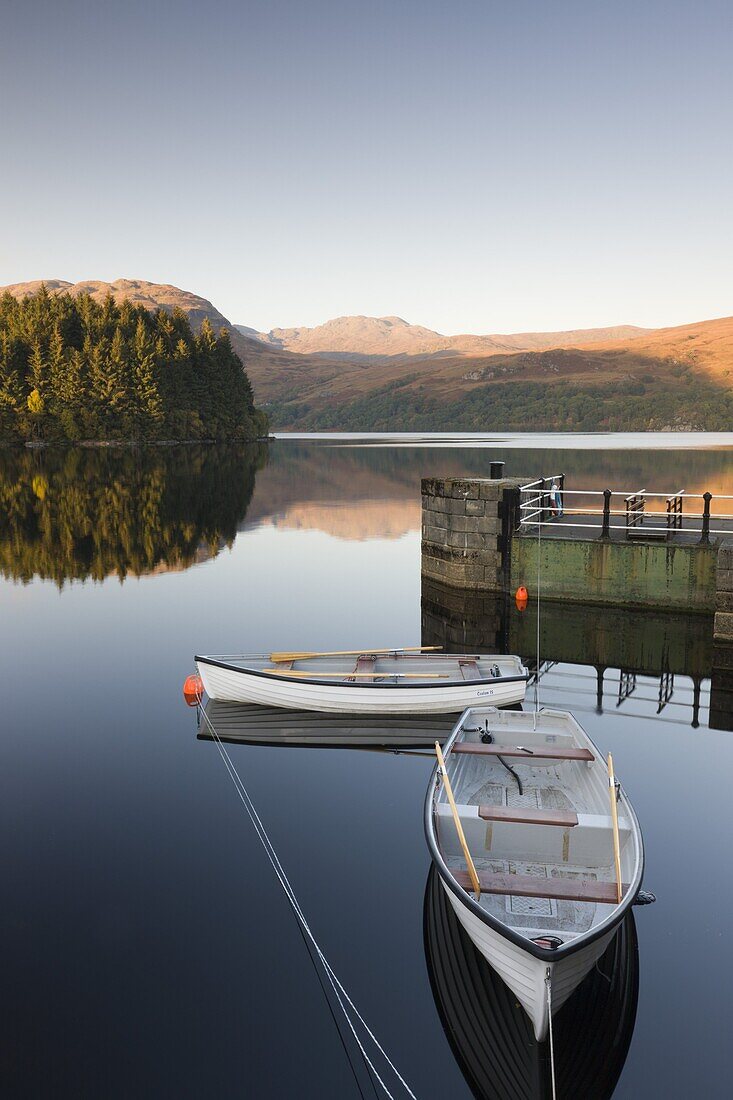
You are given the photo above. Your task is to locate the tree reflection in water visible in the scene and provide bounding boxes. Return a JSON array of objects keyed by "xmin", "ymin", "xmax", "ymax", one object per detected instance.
[{"xmin": 0, "ymin": 444, "xmax": 267, "ymax": 586}]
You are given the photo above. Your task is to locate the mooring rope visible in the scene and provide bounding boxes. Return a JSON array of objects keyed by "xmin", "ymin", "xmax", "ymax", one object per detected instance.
[
  {"xmin": 197, "ymin": 700, "xmax": 418, "ymax": 1100},
  {"xmin": 534, "ymin": 501, "xmax": 542, "ymax": 727},
  {"xmin": 545, "ymin": 968, "xmax": 557, "ymax": 1100}
]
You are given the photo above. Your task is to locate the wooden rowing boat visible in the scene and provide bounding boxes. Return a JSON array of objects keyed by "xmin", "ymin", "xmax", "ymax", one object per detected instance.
[
  {"xmin": 424, "ymin": 706, "xmax": 644, "ymax": 1041},
  {"xmin": 194, "ymin": 651, "xmax": 528, "ymax": 713}
]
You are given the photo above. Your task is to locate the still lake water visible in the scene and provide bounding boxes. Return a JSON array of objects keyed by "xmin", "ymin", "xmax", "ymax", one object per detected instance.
[{"xmin": 2, "ymin": 435, "xmax": 733, "ymax": 1098}]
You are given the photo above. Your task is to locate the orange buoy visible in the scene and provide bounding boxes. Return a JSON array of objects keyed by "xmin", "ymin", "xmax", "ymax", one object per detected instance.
[
  {"xmin": 515, "ymin": 585, "xmax": 528, "ymax": 611},
  {"xmin": 183, "ymin": 673, "xmax": 204, "ymax": 706}
]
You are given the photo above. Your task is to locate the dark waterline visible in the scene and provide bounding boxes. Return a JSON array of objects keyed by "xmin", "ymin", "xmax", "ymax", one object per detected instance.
[{"xmin": 2, "ymin": 436, "xmax": 732, "ymax": 1098}]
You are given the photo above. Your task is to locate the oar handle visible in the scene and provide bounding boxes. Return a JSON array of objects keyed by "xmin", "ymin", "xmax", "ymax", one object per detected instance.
[
  {"xmin": 435, "ymin": 742, "xmax": 481, "ymax": 900},
  {"xmin": 607, "ymin": 753, "xmax": 623, "ymax": 905},
  {"xmin": 270, "ymin": 646, "xmax": 442, "ymax": 662}
]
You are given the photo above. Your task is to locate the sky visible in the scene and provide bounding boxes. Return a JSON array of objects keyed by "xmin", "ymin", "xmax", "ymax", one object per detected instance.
[{"xmin": 2, "ymin": 0, "xmax": 732, "ymax": 334}]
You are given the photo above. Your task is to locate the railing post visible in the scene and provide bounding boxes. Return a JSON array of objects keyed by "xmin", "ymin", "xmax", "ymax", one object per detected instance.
[
  {"xmin": 700, "ymin": 492, "xmax": 712, "ymax": 544},
  {"xmin": 559, "ymin": 472, "xmax": 565, "ymax": 516},
  {"xmin": 600, "ymin": 489, "xmax": 611, "ymax": 539},
  {"xmin": 540, "ymin": 477, "xmax": 547, "ymax": 525}
]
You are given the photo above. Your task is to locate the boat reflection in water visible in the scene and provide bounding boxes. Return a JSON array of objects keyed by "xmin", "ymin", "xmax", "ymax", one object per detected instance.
[
  {"xmin": 197, "ymin": 699, "xmax": 456, "ymax": 748},
  {"xmin": 424, "ymin": 865, "xmax": 639, "ymax": 1100}
]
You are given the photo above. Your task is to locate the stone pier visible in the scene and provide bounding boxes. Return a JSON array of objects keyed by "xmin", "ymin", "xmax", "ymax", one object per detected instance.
[
  {"xmin": 421, "ymin": 475, "xmax": 523, "ymax": 591},
  {"xmin": 422, "ymin": 474, "xmax": 720, "ymax": 612}
]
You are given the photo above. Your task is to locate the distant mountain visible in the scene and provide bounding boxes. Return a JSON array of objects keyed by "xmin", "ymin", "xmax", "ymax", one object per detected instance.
[
  {"xmin": 3, "ymin": 279, "xmax": 233, "ymax": 331},
  {"xmin": 7, "ymin": 280, "xmax": 732, "ymax": 431},
  {"xmin": 238, "ymin": 314, "xmax": 651, "ymax": 361},
  {"xmin": 244, "ymin": 312, "xmax": 733, "ymax": 432},
  {"xmin": 1, "ymin": 278, "xmax": 330, "ymax": 389}
]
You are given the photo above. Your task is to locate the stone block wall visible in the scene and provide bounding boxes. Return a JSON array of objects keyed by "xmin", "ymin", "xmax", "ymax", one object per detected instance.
[
  {"xmin": 714, "ymin": 541, "xmax": 733, "ymax": 642},
  {"xmin": 421, "ymin": 476, "xmax": 524, "ymax": 591}
]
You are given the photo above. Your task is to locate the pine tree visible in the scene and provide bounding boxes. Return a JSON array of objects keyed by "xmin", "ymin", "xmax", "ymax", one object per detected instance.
[{"xmin": 0, "ymin": 287, "xmax": 266, "ymax": 442}]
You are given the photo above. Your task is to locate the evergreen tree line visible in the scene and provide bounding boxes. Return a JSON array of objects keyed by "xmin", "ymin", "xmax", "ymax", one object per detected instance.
[{"xmin": 0, "ymin": 286, "xmax": 268, "ymax": 441}]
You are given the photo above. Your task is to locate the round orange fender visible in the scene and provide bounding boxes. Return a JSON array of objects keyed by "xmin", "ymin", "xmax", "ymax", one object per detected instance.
[
  {"xmin": 515, "ymin": 586, "xmax": 528, "ymax": 611},
  {"xmin": 183, "ymin": 674, "xmax": 204, "ymax": 707}
]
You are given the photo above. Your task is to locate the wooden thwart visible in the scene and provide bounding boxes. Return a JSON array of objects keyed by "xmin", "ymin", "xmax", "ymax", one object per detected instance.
[
  {"xmin": 451, "ymin": 743, "xmax": 594, "ymax": 762},
  {"xmin": 453, "ymin": 869, "xmax": 627, "ymax": 904},
  {"xmin": 269, "ymin": 646, "xmax": 442, "ymax": 662},
  {"xmin": 478, "ymin": 805, "xmax": 578, "ymax": 828}
]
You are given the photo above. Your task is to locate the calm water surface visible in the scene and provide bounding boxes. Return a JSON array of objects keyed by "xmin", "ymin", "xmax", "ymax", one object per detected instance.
[{"xmin": 2, "ymin": 436, "xmax": 732, "ymax": 1098}]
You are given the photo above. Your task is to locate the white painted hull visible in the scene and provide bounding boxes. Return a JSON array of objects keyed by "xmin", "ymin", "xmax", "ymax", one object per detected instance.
[
  {"xmin": 441, "ymin": 880, "xmax": 615, "ymax": 1040},
  {"xmin": 196, "ymin": 658, "xmax": 527, "ymax": 714},
  {"xmin": 426, "ymin": 706, "xmax": 644, "ymax": 1043}
]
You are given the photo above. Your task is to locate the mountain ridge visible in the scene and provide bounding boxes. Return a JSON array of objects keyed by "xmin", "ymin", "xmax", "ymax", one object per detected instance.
[
  {"xmin": 236, "ymin": 313, "xmax": 652, "ymax": 361},
  {"xmin": 4, "ymin": 278, "xmax": 732, "ymax": 431}
]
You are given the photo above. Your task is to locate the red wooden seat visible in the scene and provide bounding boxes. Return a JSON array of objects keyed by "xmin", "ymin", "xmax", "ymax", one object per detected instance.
[
  {"xmin": 453, "ymin": 869, "xmax": 625, "ymax": 904},
  {"xmin": 478, "ymin": 805, "xmax": 578, "ymax": 827}
]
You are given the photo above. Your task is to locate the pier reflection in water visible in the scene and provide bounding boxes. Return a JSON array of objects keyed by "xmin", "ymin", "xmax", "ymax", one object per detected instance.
[
  {"xmin": 421, "ymin": 580, "xmax": 733, "ymax": 730},
  {"xmin": 424, "ymin": 866, "xmax": 639, "ymax": 1100}
]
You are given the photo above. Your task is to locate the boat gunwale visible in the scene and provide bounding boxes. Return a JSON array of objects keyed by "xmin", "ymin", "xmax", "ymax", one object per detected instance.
[
  {"xmin": 195, "ymin": 654, "xmax": 530, "ymax": 690},
  {"xmin": 424, "ymin": 705, "xmax": 645, "ymax": 963}
]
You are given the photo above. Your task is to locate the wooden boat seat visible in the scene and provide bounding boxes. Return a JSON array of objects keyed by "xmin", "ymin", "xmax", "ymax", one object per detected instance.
[
  {"xmin": 453, "ymin": 869, "xmax": 626, "ymax": 904},
  {"xmin": 459, "ymin": 659, "xmax": 481, "ymax": 680},
  {"xmin": 451, "ymin": 743, "xmax": 594, "ymax": 762},
  {"xmin": 478, "ymin": 805, "xmax": 578, "ymax": 827}
]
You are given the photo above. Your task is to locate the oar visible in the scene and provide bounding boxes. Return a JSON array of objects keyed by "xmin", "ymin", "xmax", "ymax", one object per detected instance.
[
  {"xmin": 435, "ymin": 742, "xmax": 481, "ymax": 900},
  {"xmin": 263, "ymin": 669, "xmax": 450, "ymax": 678},
  {"xmin": 607, "ymin": 754, "xmax": 623, "ymax": 905},
  {"xmin": 270, "ymin": 646, "xmax": 442, "ymax": 662}
]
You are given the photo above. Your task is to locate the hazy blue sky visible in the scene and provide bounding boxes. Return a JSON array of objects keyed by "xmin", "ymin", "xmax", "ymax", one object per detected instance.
[{"xmin": 2, "ymin": 0, "xmax": 732, "ymax": 333}]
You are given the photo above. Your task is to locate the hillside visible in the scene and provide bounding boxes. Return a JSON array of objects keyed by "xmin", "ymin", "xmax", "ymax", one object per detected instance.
[
  {"xmin": 5, "ymin": 280, "xmax": 732, "ymax": 431},
  {"xmin": 239, "ymin": 314, "xmax": 650, "ymax": 361},
  {"xmin": 1, "ymin": 279, "xmax": 331, "ymax": 386},
  {"xmin": 4, "ymin": 279, "xmax": 233, "ymax": 330},
  {"xmin": 252, "ymin": 314, "xmax": 733, "ymax": 432}
]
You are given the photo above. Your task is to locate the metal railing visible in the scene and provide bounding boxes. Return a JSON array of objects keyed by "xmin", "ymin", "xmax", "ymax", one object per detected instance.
[{"xmin": 518, "ymin": 476, "xmax": 733, "ymax": 543}]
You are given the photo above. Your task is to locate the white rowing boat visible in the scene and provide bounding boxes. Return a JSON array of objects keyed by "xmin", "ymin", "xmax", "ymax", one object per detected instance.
[
  {"xmin": 425, "ymin": 706, "xmax": 644, "ymax": 1041},
  {"xmin": 194, "ymin": 650, "xmax": 528, "ymax": 713}
]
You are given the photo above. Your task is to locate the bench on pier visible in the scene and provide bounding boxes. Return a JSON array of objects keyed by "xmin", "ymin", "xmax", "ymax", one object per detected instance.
[
  {"xmin": 451, "ymin": 743, "xmax": 595, "ymax": 762},
  {"xmin": 453, "ymin": 869, "xmax": 626, "ymax": 904},
  {"xmin": 478, "ymin": 806, "xmax": 578, "ymax": 827}
]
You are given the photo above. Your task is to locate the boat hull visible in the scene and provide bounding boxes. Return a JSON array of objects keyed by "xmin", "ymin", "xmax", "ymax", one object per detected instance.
[
  {"xmin": 196, "ymin": 660, "xmax": 527, "ymax": 713},
  {"xmin": 441, "ymin": 879, "xmax": 616, "ymax": 1041}
]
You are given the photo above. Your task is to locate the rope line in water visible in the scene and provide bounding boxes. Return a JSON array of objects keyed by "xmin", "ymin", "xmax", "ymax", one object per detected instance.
[
  {"xmin": 545, "ymin": 969, "xmax": 557, "ymax": 1100},
  {"xmin": 197, "ymin": 701, "xmax": 418, "ymax": 1100}
]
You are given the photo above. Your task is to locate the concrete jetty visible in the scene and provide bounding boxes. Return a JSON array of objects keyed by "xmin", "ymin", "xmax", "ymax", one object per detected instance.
[{"xmin": 421, "ymin": 472, "xmax": 732, "ymax": 620}]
